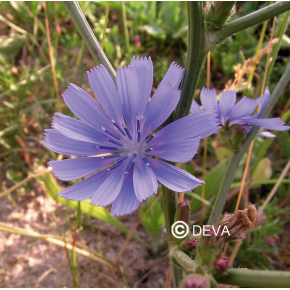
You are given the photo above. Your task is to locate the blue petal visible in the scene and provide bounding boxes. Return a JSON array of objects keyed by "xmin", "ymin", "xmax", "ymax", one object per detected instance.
[
  {"xmin": 90, "ymin": 160, "xmax": 129, "ymax": 206},
  {"xmin": 148, "ymin": 158, "xmax": 204, "ymax": 192},
  {"xmin": 147, "ymin": 137, "xmax": 200, "ymax": 162},
  {"xmin": 245, "ymin": 117, "xmax": 290, "ymax": 131},
  {"xmin": 130, "ymin": 56, "xmax": 153, "ymax": 118},
  {"xmin": 49, "ymin": 157, "xmax": 117, "ymax": 181},
  {"xmin": 116, "ymin": 65, "xmax": 139, "ymax": 135},
  {"xmin": 159, "ymin": 61, "xmax": 184, "ymax": 89},
  {"xmin": 58, "ymin": 169, "xmax": 111, "ymax": 201},
  {"xmin": 141, "ymin": 82, "xmax": 180, "ymax": 139},
  {"xmin": 88, "ymin": 65, "xmax": 124, "ymax": 126},
  {"xmin": 200, "ymin": 88, "xmax": 220, "ymax": 119},
  {"xmin": 150, "ymin": 111, "xmax": 219, "ymax": 145},
  {"xmin": 228, "ymin": 97, "xmax": 257, "ymax": 124},
  {"xmin": 244, "ymin": 126, "xmax": 275, "ymax": 138},
  {"xmin": 63, "ymin": 84, "xmax": 116, "ymax": 132},
  {"xmin": 255, "ymin": 87, "xmax": 270, "ymax": 117},
  {"xmin": 52, "ymin": 113, "xmax": 109, "ymax": 145},
  {"xmin": 43, "ymin": 129, "xmax": 102, "ymax": 156},
  {"xmin": 219, "ymin": 90, "xmax": 236, "ymax": 125},
  {"xmin": 111, "ymin": 168, "xmax": 140, "ymax": 216},
  {"xmin": 190, "ymin": 99, "xmax": 203, "ymax": 114},
  {"xmin": 133, "ymin": 156, "xmax": 157, "ymax": 201}
]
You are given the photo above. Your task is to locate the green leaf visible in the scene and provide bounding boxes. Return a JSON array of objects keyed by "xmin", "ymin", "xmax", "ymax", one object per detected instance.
[
  {"xmin": 140, "ymin": 195, "xmax": 164, "ymax": 253},
  {"xmin": 191, "ymin": 161, "xmax": 227, "ymax": 213},
  {"xmin": 37, "ymin": 173, "xmax": 148, "ymax": 247},
  {"xmin": 139, "ymin": 21, "xmax": 166, "ymax": 39},
  {"xmin": 252, "ymin": 157, "xmax": 272, "ymax": 183}
]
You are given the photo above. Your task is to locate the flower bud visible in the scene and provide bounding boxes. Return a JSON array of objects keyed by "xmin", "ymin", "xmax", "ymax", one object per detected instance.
[
  {"xmin": 214, "ymin": 254, "xmax": 229, "ymax": 273},
  {"xmin": 180, "ymin": 274, "xmax": 210, "ymax": 288},
  {"xmin": 174, "ymin": 199, "xmax": 190, "ymax": 225},
  {"xmin": 182, "ymin": 237, "xmax": 198, "ymax": 251}
]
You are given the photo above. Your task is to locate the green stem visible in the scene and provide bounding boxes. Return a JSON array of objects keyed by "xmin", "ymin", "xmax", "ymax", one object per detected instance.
[
  {"xmin": 62, "ymin": 1, "xmax": 116, "ymax": 80},
  {"xmin": 216, "ymin": 268, "xmax": 290, "ymax": 287},
  {"xmin": 174, "ymin": 1, "xmax": 207, "ymax": 120},
  {"xmin": 121, "ymin": 1, "xmax": 130, "ymax": 55},
  {"xmin": 208, "ymin": 60, "xmax": 290, "ymax": 225},
  {"xmin": 215, "ymin": 1, "xmax": 290, "ymax": 46},
  {"xmin": 204, "ymin": 1, "xmax": 236, "ymax": 31},
  {"xmin": 161, "ymin": 185, "xmax": 180, "ymax": 286}
]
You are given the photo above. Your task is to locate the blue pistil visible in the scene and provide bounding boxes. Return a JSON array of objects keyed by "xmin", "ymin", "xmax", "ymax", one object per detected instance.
[
  {"xmin": 124, "ymin": 162, "xmax": 134, "ymax": 175},
  {"xmin": 117, "ymin": 155, "xmax": 128, "ymax": 163},
  {"xmin": 144, "ymin": 148, "xmax": 152, "ymax": 152},
  {"xmin": 101, "ymin": 126, "xmax": 121, "ymax": 140},
  {"xmin": 107, "ymin": 139, "xmax": 123, "ymax": 147},
  {"xmin": 99, "ymin": 146, "xmax": 118, "ymax": 150},
  {"xmin": 146, "ymin": 133, "xmax": 155, "ymax": 144},
  {"xmin": 142, "ymin": 157, "xmax": 149, "ymax": 165},
  {"xmin": 102, "ymin": 153, "xmax": 121, "ymax": 159},
  {"xmin": 112, "ymin": 120, "xmax": 126, "ymax": 136},
  {"xmin": 107, "ymin": 162, "xmax": 123, "ymax": 171},
  {"xmin": 122, "ymin": 125, "xmax": 132, "ymax": 140},
  {"xmin": 137, "ymin": 119, "xmax": 140, "ymax": 143}
]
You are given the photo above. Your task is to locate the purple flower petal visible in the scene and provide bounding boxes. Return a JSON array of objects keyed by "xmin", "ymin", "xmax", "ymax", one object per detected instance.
[
  {"xmin": 219, "ymin": 90, "xmax": 236, "ymax": 125},
  {"xmin": 147, "ymin": 137, "xmax": 200, "ymax": 162},
  {"xmin": 148, "ymin": 158, "xmax": 204, "ymax": 192},
  {"xmin": 111, "ymin": 169, "xmax": 140, "ymax": 216},
  {"xmin": 49, "ymin": 157, "xmax": 117, "ymax": 181},
  {"xmin": 90, "ymin": 161, "xmax": 129, "ymax": 206},
  {"xmin": 58, "ymin": 169, "xmax": 111, "ymax": 201},
  {"xmin": 244, "ymin": 126, "xmax": 276, "ymax": 138},
  {"xmin": 116, "ymin": 65, "xmax": 139, "ymax": 134},
  {"xmin": 141, "ymin": 82, "xmax": 180, "ymax": 139},
  {"xmin": 159, "ymin": 61, "xmax": 184, "ymax": 89},
  {"xmin": 130, "ymin": 56, "xmax": 153, "ymax": 118},
  {"xmin": 88, "ymin": 65, "xmax": 124, "ymax": 126},
  {"xmin": 150, "ymin": 111, "xmax": 219, "ymax": 145},
  {"xmin": 190, "ymin": 99, "xmax": 203, "ymax": 114},
  {"xmin": 200, "ymin": 88, "xmax": 220, "ymax": 118},
  {"xmin": 228, "ymin": 97, "xmax": 257, "ymax": 124},
  {"xmin": 43, "ymin": 129, "xmax": 102, "ymax": 156},
  {"xmin": 133, "ymin": 156, "xmax": 157, "ymax": 201},
  {"xmin": 52, "ymin": 113, "xmax": 109, "ymax": 145},
  {"xmin": 245, "ymin": 117, "xmax": 289, "ymax": 131},
  {"xmin": 63, "ymin": 84, "xmax": 115, "ymax": 132},
  {"xmin": 255, "ymin": 87, "xmax": 270, "ymax": 117}
]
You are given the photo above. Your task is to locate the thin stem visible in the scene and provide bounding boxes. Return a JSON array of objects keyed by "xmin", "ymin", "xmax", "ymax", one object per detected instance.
[
  {"xmin": 215, "ymin": 2, "xmax": 290, "ymax": 45},
  {"xmin": 208, "ymin": 60, "xmax": 290, "ymax": 225},
  {"xmin": 174, "ymin": 1, "xmax": 207, "ymax": 120},
  {"xmin": 216, "ymin": 268, "xmax": 290, "ymax": 287},
  {"xmin": 261, "ymin": 159, "xmax": 290, "ymax": 211},
  {"xmin": 121, "ymin": 1, "xmax": 130, "ymax": 55},
  {"xmin": 101, "ymin": 1, "xmax": 110, "ymax": 49},
  {"xmin": 43, "ymin": 2, "xmax": 62, "ymax": 113},
  {"xmin": 62, "ymin": 1, "xmax": 116, "ymax": 80}
]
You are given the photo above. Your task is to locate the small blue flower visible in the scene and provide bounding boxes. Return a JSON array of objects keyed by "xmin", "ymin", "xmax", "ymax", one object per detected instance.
[
  {"xmin": 190, "ymin": 87, "xmax": 289, "ymax": 137},
  {"xmin": 43, "ymin": 57, "xmax": 219, "ymax": 216}
]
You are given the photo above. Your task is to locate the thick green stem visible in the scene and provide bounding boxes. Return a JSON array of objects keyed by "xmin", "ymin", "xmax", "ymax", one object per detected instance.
[
  {"xmin": 216, "ymin": 268, "xmax": 290, "ymax": 287},
  {"xmin": 174, "ymin": 1, "xmax": 207, "ymax": 120},
  {"xmin": 62, "ymin": 1, "xmax": 116, "ymax": 80},
  {"xmin": 215, "ymin": 2, "xmax": 290, "ymax": 46},
  {"xmin": 208, "ymin": 60, "xmax": 290, "ymax": 225},
  {"xmin": 162, "ymin": 185, "xmax": 180, "ymax": 286},
  {"xmin": 204, "ymin": 2, "xmax": 236, "ymax": 31}
]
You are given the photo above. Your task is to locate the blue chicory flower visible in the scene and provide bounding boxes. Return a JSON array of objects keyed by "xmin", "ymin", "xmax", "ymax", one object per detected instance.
[
  {"xmin": 190, "ymin": 87, "xmax": 289, "ymax": 137},
  {"xmin": 43, "ymin": 57, "xmax": 219, "ymax": 216}
]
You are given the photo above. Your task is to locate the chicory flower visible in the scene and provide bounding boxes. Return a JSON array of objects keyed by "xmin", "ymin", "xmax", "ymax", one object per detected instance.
[
  {"xmin": 43, "ymin": 57, "xmax": 219, "ymax": 216},
  {"xmin": 190, "ymin": 87, "xmax": 289, "ymax": 138}
]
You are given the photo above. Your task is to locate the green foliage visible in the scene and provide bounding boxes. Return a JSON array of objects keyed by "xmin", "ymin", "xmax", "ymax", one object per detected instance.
[{"xmin": 140, "ymin": 195, "xmax": 164, "ymax": 253}]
